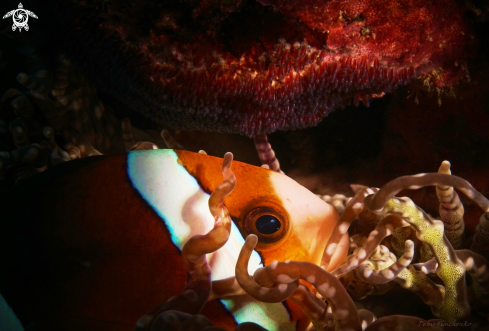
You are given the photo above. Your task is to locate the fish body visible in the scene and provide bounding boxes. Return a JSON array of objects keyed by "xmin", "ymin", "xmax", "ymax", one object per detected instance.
[{"xmin": 0, "ymin": 149, "xmax": 338, "ymax": 330}]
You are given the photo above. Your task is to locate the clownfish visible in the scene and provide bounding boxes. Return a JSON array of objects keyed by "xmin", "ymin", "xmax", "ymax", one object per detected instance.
[{"xmin": 0, "ymin": 149, "xmax": 345, "ymax": 331}]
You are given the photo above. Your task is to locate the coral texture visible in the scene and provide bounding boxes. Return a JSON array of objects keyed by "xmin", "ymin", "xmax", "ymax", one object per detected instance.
[{"xmin": 57, "ymin": 0, "xmax": 475, "ymax": 136}]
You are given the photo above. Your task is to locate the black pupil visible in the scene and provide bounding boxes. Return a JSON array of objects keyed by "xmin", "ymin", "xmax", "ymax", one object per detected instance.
[{"xmin": 255, "ymin": 215, "xmax": 281, "ymax": 235}]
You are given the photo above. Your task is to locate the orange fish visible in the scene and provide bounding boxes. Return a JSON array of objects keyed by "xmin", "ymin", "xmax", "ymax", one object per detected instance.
[{"xmin": 0, "ymin": 149, "xmax": 344, "ymax": 330}]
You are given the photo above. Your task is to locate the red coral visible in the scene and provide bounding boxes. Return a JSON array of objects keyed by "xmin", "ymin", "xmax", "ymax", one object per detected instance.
[
  {"xmin": 260, "ymin": 0, "xmax": 474, "ymax": 85},
  {"xmin": 62, "ymin": 0, "xmax": 476, "ymax": 136}
]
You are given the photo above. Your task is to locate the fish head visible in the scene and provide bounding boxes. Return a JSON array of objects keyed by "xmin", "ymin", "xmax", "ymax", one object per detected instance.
[{"xmin": 174, "ymin": 150, "xmax": 339, "ymax": 267}]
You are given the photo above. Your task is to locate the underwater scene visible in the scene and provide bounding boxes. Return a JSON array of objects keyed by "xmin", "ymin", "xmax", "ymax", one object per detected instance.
[{"xmin": 0, "ymin": 0, "xmax": 489, "ymax": 330}]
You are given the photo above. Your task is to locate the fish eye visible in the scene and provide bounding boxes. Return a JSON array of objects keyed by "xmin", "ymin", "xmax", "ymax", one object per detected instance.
[
  {"xmin": 243, "ymin": 203, "xmax": 289, "ymax": 246},
  {"xmin": 255, "ymin": 215, "xmax": 281, "ymax": 235}
]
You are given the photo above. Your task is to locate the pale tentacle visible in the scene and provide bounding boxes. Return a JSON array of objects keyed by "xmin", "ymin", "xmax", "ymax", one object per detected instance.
[
  {"xmin": 253, "ymin": 134, "xmax": 283, "ymax": 173},
  {"xmin": 436, "ymin": 161, "xmax": 465, "ymax": 249},
  {"xmin": 331, "ymin": 214, "xmax": 409, "ymax": 277},
  {"xmin": 321, "ymin": 187, "xmax": 377, "ymax": 271},
  {"xmin": 237, "ymin": 235, "xmax": 362, "ymax": 331},
  {"xmin": 235, "ymin": 235, "xmax": 300, "ymax": 303},
  {"xmin": 356, "ymin": 240, "xmax": 414, "ymax": 284},
  {"xmin": 288, "ymin": 284, "xmax": 328, "ymax": 330},
  {"xmin": 357, "ymin": 309, "xmax": 377, "ymax": 331},
  {"xmin": 363, "ymin": 173, "xmax": 489, "ymax": 213},
  {"xmin": 319, "ymin": 193, "xmax": 351, "ymax": 216},
  {"xmin": 324, "ymin": 304, "xmax": 334, "ymax": 328},
  {"xmin": 412, "ymin": 259, "xmax": 439, "ymax": 274}
]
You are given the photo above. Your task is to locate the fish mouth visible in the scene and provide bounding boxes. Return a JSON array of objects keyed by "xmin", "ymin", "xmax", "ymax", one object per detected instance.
[{"xmin": 58, "ymin": 0, "xmax": 474, "ymax": 137}]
